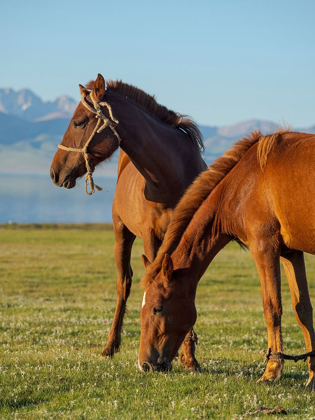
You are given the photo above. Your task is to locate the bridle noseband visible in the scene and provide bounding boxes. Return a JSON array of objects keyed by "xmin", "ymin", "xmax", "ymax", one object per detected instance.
[{"xmin": 58, "ymin": 93, "xmax": 121, "ymax": 195}]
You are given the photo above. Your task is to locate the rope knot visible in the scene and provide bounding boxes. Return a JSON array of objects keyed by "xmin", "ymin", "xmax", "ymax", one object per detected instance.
[{"xmin": 95, "ymin": 109, "xmax": 103, "ymax": 119}]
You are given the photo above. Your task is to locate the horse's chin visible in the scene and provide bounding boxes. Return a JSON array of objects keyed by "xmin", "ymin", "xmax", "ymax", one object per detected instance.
[
  {"xmin": 62, "ymin": 177, "xmax": 77, "ymax": 189},
  {"xmin": 155, "ymin": 361, "xmax": 172, "ymax": 372},
  {"xmin": 139, "ymin": 359, "xmax": 172, "ymax": 373}
]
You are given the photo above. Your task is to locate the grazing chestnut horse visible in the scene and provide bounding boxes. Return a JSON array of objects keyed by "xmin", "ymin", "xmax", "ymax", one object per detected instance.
[
  {"xmin": 139, "ymin": 129, "xmax": 315, "ymax": 388},
  {"xmin": 50, "ymin": 74, "xmax": 206, "ymax": 368}
]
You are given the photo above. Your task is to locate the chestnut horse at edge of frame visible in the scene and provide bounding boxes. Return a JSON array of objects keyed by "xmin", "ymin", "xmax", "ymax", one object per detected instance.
[{"xmin": 139, "ymin": 129, "xmax": 315, "ymax": 389}]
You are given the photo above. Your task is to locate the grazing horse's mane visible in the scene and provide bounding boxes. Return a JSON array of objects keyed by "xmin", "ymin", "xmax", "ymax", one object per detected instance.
[
  {"xmin": 142, "ymin": 128, "xmax": 290, "ymax": 288},
  {"xmin": 85, "ymin": 79, "xmax": 204, "ymax": 152}
]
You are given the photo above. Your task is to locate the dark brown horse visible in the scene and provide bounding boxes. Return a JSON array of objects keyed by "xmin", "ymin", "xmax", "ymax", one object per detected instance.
[
  {"xmin": 139, "ymin": 129, "xmax": 315, "ymax": 388},
  {"xmin": 50, "ymin": 74, "xmax": 206, "ymax": 368}
]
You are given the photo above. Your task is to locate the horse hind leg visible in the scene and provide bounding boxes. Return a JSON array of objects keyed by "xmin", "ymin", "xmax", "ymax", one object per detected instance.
[
  {"xmin": 281, "ymin": 250, "xmax": 315, "ymax": 389},
  {"xmin": 250, "ymin": 242, "xmax": 284, "ymax": 382},
  {"xmin": 101, "ymin": 219, "xmax": 135, "ymax": 357}
]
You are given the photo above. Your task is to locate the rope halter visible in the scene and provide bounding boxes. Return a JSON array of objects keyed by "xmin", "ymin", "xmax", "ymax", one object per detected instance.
[{"xmin": 58, "ymin": 93, "xmax": 121, "ymax": 196}]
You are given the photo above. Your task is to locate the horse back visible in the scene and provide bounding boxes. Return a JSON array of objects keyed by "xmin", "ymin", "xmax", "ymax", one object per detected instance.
[
  {"xmin": 265, "ymin": 133, "xmax": 315, "ymax": 253},
  {"xmin": 220, "ymin": 132, "xmax": 315, "ymax": 254}
]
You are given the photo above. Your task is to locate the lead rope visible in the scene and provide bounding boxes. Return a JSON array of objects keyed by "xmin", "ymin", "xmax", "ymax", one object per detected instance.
[
  {"xmin": 265, "ymin": 347, "xmax": 315, "ymax": 363},
  {"xmin": 58, "ymin": 93, "xmax": 121, "ymax": 196}
]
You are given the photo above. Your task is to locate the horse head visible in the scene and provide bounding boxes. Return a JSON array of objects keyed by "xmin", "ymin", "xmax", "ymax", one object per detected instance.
[
  {"xmin": 139, "ymin": 254, "xmax": 197, "ymax": 372},
  {"xmin": 50, "ymin": 74, "xmax": 120, "ymax": 194}
]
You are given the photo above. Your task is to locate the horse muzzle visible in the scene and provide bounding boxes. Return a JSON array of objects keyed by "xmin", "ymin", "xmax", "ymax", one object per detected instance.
[
  {"xmin": 139, "ymin": 358, "xmax": 172, "ymax": 373},
  {"xmin": 50, "ymin": 168, "xmax": 76, "ymax": 189}
]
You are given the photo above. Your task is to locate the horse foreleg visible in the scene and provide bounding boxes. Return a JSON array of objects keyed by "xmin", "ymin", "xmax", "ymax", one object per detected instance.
[
  {"xmin": 179, "ymin": 329, "xmax": 201, "ymax": 371},
  {"xmin": 101, "ymin": 220, "xmax": 135, "ymax": 357},
  {"xmin": 281, "ymin": 250, "xmax": 315, "ymax": 389},
  {"xmin": 251, "ymin": 243, "xmax": 283, "ymax": 382}
]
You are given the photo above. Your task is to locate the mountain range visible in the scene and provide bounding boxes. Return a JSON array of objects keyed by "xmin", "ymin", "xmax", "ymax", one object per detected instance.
[
  {"xmin": 0, "ymin": 88, "xmax": 76, "ymax": 122},
  {"xmin": 1, "ymin": 87, "xmax": 315, "ymax": 176}
]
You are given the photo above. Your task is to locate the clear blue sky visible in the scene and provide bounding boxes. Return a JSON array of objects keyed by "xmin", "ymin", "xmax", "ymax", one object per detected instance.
[{"xmin": 2, "ymin": 0, "xmax": 315, "ymax": 127}]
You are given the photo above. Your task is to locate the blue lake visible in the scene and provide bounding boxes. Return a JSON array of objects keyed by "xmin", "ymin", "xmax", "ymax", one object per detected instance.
[{"xmin": 0, "ymin": 174, "xmax": 116, "ymax": 224}]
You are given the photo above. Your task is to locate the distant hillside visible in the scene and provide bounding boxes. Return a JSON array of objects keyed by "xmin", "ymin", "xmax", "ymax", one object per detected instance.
[
  {"xmin": 200, "ymin": 119, "xmax": 280, "ymax": 161},
  {"xmin": 1, "ymin": 87, "xmax": 315, "ymax": 176},
  {"xmin": 0, "ymin": 112, "xmax": 70, "ymax": 145},
  {"xmin": 0, "ymin": 88, "xmax": 76, "ymax": 121}
]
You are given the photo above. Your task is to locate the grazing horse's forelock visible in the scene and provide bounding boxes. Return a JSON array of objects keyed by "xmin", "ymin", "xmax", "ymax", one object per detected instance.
[
  {"xmin": 141, "ymin": 128, "xmax": 290, "ymax": 288},
  {"xmin": 83, "ymin": 79, "xmax": 204, "ymax": 153}
]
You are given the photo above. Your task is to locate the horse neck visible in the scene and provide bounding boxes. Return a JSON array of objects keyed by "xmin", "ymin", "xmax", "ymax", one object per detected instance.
[
  {"xmin": 106, "ymin": 92, "xmax": 204, "ymax": 204},
  {"xmin": 172, "ymin": 187, "xmax": 232, "ymax": 292}
]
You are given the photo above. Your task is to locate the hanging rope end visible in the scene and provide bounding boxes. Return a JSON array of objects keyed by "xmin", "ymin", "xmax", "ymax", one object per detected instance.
[{"xmin": 84, "ymin": 172, "xmax": 103, "ymax": 196}]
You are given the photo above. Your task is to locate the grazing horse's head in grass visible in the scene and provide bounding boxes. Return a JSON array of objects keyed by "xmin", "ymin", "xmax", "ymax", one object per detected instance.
[{"xmin": 139, "ymin": 254, "xmax": 197, "ymax": 372}]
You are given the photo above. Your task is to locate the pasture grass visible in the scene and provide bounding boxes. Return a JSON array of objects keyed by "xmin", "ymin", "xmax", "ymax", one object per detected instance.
[{"xmin": 1, "ymin": 225, "xmax": 315, "ymax": 419}]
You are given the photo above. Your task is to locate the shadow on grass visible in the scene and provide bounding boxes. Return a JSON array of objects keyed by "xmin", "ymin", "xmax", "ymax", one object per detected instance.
[
  {"xmin": 199, "ymin": 357, "xmax": 257, "ymax": 378},
  {"xmin": 2, "ymin": 380, "xmax": 80, "ymax": 411},
  {"xmin": 3, "ymin": 395, "xmax": 49, "ymax": 410},
  {"xmin": 186, "ymin": 357, "xmax": 308, "ymax": 385}
]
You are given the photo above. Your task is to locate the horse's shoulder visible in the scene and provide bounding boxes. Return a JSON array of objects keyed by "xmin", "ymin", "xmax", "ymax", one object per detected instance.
[{"xmin": 117, "ymin": 150, "xmax": 132, "ymax": 179}]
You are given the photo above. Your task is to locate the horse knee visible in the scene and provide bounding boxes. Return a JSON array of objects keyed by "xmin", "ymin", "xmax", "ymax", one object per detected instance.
[
  {"xmin": 263, "ymin": 299, "xmax": 282, "ymax": 326},
  {"xmin": 116, "ymin": 277, "xmax": 132, "ymax": 300}
]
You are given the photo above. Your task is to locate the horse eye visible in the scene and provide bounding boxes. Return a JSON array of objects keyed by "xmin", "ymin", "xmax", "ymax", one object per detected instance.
[
  {"xmin": 153, "ymin": 307, "xmax": 163, "ymax": 315},
  {"xmin": 74, "ymin": 118, "xmax": 88, "ymax": 128}
]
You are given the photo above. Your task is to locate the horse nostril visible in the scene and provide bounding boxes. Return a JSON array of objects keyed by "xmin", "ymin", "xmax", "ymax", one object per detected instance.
[
  {"xmin": 50, "ymin": 168, "xmax": 58, "ymax": 184},
  {"xmin": 156, "ymin": 359, "xmax": 172, "ymax": 372},
  {"xmin": 142, "ymin": 362, "xmax": 153, "ymax": 372},
  {"xmin": 158, "ymin": 356, "xmax": 169, "ymax": 366}
]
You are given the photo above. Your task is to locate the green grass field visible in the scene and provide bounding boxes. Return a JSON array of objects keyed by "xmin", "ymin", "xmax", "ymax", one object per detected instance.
[{"xmin": 1, "ymin": 225, "xmax": 315, "ymax": 419}]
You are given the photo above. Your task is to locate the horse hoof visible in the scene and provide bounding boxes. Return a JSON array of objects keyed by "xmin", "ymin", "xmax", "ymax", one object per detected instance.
[
  {"xmin": 257, "ymin": 375, "xmax": 276, "ymax": 383},
  {"xmin": 100, "ymin": 350, "xmax": 114, "ymax": 358},
  {"xmin": 257, "ymin": 372, "xmax": 281, "ymax": 383},
  {"xmin": 179, "ymin": 354, "xmax": 201, "ymax": 372},
  {"xmin": 100, "ymin": 344, "xmax": 118, "ymax": 358},
  {"xmin": 257, "ymin": 360, "xmax": 283, "ymax": 383},
  {"xmin": 306, "ymin": 375, "xmax": 315, "ymax": 390},
  {"xmin": 191, "ymin": 363, "xmax": 202, "ymax": 372}
]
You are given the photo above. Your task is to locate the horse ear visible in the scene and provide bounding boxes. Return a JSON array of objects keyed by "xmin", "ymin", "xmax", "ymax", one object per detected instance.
[
  {"xmin": 79, "ymin": 84, "xmax": 89, "ymax": 97},
  {"xmin": 161, "ymin": 254, "xmax": 174, "ymax": 281},
  {"xmin": 141, "ymin": 254, "xmax": 151, "ymax": 269},
  {"xmin": 93, "ymin": 73, "xmax": 106, "ymax": 101}
]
